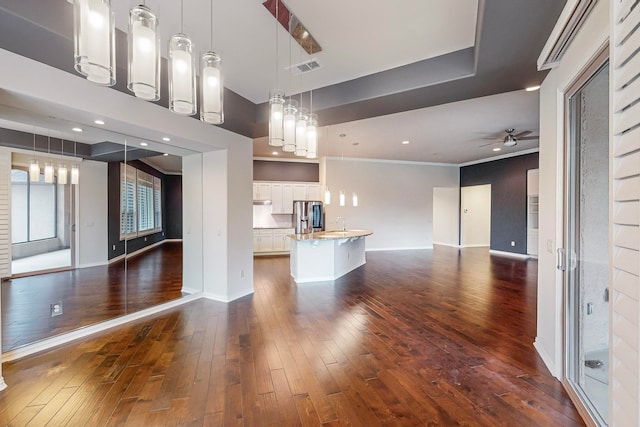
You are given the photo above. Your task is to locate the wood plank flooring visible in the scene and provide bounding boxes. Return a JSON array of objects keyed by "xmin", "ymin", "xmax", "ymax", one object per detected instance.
[
  {"xmin": 2, "ymin": 242, "xmax": 184, "ymax": 351},
  {"xmin": 0, "ymin": 247, "xmax": 585, "ymax": 426}
]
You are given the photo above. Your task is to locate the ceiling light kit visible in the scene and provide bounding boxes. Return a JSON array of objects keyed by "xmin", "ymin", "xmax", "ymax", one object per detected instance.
[
  {"xmin": 73, "ymin": 0, "xmax": 224, "ymax": 125},
  {"xmin": 480, "ymin": 128, "xmax": 539, "ymax": 148}
]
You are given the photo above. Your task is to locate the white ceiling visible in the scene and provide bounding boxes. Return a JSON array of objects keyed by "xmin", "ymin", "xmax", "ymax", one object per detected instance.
[
  {"xmin": 112, "ymin": 0, "xmax": 478, "ymax": 103},
  {"xmin": 253, "ymin": 89, "xmax": 540, "ymax": 164}
]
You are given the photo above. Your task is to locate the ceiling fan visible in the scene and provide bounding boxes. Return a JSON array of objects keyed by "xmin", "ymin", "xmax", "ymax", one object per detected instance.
[{"xmin": 480, "ymin": 128, "xmax": 539, "ymax": 147}]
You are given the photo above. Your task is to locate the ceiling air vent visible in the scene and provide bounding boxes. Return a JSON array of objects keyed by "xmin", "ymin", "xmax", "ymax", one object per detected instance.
[{"xmin": 288, "ymin": 59, "xmax": 322, "ymax": 75}]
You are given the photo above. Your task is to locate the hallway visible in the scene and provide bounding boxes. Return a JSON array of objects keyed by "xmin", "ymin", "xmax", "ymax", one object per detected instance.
[{"xmin": 0, "ymin": 247, "xmax": 584, "ymax": 425}]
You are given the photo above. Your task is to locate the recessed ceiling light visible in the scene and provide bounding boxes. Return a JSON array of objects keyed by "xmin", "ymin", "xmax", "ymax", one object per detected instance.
[
  {"xmin": 526, "ymin": 85, "xmax": 541, "ymax": 92},
  {"xmin": 493, "ymin": 147, "xmax": 501, "ymax": 152},
  {"xmin": 94, "ymin": 119, "xmax": 105, "ymax": 125},
  {"xmin": 72, "ymin": 127, "xmax": 83, "ymax": 132},
  {"xmin": 163, "ymin": 153, "xmax": 169, "ymax": 156},
  {"xmin": 401, "ymin": 140, "xmax": 410, "ymax": 145},
  {"xmin": 339, "ymin": 133, "xmax": 346, "ymax": 137},
  {"xmin": 162, "ymin": 137, "xmax": 171, "ymax": 142},
  {"xmin": 140, "ymin": 142, "xmax": 148, "ymax": 147},
  {"xmin": 272, "ymin": 151, "xmax": 278, "ymax": 155}
]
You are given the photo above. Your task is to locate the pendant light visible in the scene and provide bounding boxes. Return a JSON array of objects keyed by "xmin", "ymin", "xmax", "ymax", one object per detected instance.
[
  {"xmin": 29, "ymin": 131, "xmax": 40, "ymax": 182},
  {"xmin": 73, "ymin": 0, "xmax": 116, "ymax": 86},
  {"xmin": 200, "ymin": 0, "xmax": 224, "ymax": 125},
  {"xmin": 169, "ymin": 0, "xmax": 197, "ymax": 115},
  {"xmin": 71, "ymin": 141, "xmax": 80, "ymax": 185},
  {"xmin": 128, "ymin": 2, "xmax": 160, "ymax": 101},
  {"xmin": 268, "ymin": 0, "xmax": 284, "ymax": 146},
  {"xmin": 44, "ymin": 135, "xmax": 54, "ymax": 184},
  {"xmin": 58, "ymin": 136, "xmax": 68, "ymax": 185},
  {"xmin": 282, "ymin": 99, "xmax": 297, "ymax": 152},
  {"xmin": 324, "ymin": 127, "xmax": 331, "ymax": 204},
  {"xmin": 339, "ymin": 190, "xmax": 345, "ymax": 207},
  {"xmin": 306, "ymin": 114, "xmax": 317, "ymax": 159},
  {"xmin": 352, "ymin": 192, "xmax": 358, "ymax": 207},
  {"xmin": 294, "ymin": 106, "xmax": 308, "ymax": 157}
]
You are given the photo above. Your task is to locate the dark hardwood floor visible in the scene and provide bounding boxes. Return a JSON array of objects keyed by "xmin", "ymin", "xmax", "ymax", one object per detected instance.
[
  {"xmin": 0, "ymin": 247, "xmax": 585, "ymax": 426},
  {"xmin": 2, "ymin": 242, "xmax": 184, "ymax": 351}
]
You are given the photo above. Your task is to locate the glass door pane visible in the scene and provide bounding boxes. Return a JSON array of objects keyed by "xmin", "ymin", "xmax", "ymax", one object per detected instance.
[{"xmin": 565, "ymin": 61, "xmax": 609, "ymax": 424}]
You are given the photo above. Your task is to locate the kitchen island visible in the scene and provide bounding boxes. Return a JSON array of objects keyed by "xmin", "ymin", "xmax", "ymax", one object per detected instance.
[{"xmin": 288, "ymin": 229, "xmax": 373, "ymax": 283}]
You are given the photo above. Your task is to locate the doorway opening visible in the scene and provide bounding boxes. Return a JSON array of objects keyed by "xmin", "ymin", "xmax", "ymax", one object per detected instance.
[
  {"xmin": 460, "ymin": 184, "xmax": 491, "ymax": 247},
  {"xmin": 562, "ymin": 54, "xmax": 609, "ymax": 425}
]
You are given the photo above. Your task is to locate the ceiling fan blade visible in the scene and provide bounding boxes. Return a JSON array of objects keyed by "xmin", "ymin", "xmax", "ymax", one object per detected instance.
[
  {"xmin": 513, "ymin": 130, "xmax": 532, "ymax": 138},
  {"xmin": 518, "ymin": 135, "xmax": 539, "ymax": 140},
  {"xmin": 482, "ymin": 137, "xmax": 502, "ymax": 140},
  {"xmin": 478, "ymin": 141, "xmax": 498, "ymax": 147}
]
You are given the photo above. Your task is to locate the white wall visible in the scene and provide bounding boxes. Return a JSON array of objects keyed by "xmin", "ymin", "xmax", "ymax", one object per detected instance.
[
  {"xmin": 324, "ymin": 158, "xmax": 459, "ymax": 250},
  {"xmin": 433, "ymin": 187, "xmax": 460, "ymax": 246},
  {"xmin": 536, "ymin": 0, "xmax": 609, "ymax": 378},
  {"xmin": 182, "ymin": 154, "xmax": 204, "ymax": 295},
  {"xmin": 77, "ymin": 160, "xmax": 108, "ymax": 268}
]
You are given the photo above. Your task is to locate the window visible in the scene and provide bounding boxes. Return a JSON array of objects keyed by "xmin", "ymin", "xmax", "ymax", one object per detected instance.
[
  {"xmin": 11, "ymin": 168, "xmax": 57, "ymax": 243},
  {"xmin": 119, "ymin": 163, "xmax": 163, "ymax": 240}
]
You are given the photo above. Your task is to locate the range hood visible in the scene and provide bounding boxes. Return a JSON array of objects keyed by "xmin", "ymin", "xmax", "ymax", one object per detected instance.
[{"xmin": 253, "ymin": 200, "xmax": 272, "ymax": 205}]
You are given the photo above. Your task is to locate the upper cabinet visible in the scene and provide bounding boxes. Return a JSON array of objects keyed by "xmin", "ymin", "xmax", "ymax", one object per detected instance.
[
  {"xmin": 293, "ymin": 183, "xmax": 321, "ymax": 201},
  {"xmin": 271, "ymin": 183, "xmax": 294, "ymax": 214},
  {"xmin": 253, "ymin": 183, "xmax": 272, "ymax": 200}
]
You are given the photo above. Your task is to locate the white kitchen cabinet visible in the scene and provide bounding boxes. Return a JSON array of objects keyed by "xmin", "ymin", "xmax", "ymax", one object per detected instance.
[
  {"xmin": 272, "ymin": 228, "xmax": 294, "ymax": 251},
  {"xmin": 271, "ymin": 183, "xmax": 294, "ymax": 214},
  {"xmin": 253, "ymin": 183, "xmax": 272, "ymax": 200},
  {"xmin": 306, "ymin": 184, "xmax": 321, "ymax": 201},
  {"xmin": 253, "ymin": 230, "xmax": 274, "ymax": 252},
  {"xmin": 292, "ymin": 183, "xmax": 321, "ymax": 201}
]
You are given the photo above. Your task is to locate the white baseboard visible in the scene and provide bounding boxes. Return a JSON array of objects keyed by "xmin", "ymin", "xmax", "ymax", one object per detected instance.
[
  {"xmin": 181, "ymin": 287, "xmax": 201, "ymax": 295},
  {"xmin": 2, "ymin": 293, "xmax": 203, "ymax": 363},
  {"xmin": 202, "ymin": 288, "xmax": 254, "ymax": 303},
  {"xmin": 534, "ymin": 338, "xmax": 560, "ymax": 379},
  {"xmin": 77, "ymin": 261, "xmax": 108, "ymax": 269},
  {"xmin": 460, "ymin": 244, "xmax": 490, "ymax": 248},
  {"xmin": 489, "ymin": 249, "xmax": 531, "ymax": 260},
  {"xmin": 433, "ymin": 242, "xmax": 461, "ymax": 248}
]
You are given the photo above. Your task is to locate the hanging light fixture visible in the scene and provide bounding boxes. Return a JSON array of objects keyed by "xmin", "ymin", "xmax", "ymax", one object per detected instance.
[
  {"xmin": 169, "ymin": 0, "xmax": 197, "ymax": 115},
  {"xmin": 200, "ymin": 0, "xmax": 224, "ymax": 124},
  {"xmin": 306, "ymin": 113, "xmax": 317, "ymax": 159},
  {"xmin": 268, "ymin": 0, "xmax": 284, "ymax": 146},
  {"xmin": 294, "ymin": 106, "xmax": 308, "ymax": 157},
  {"xmin": 282, "ymin": 99, "xmax": 297, "ymax": 152},
  {"xmin": 128, "ymin": 3, "xmax": 160, "ymax": 100},
  {"xmin": 44, "ymin": 135, "xmax": 54, "ymax": 184},
  {"xmin": 339, "ymin": 190, "xmax": 345, "ymax": 207},
  {"xmin": 352, "ymin": 192, "xmax": 358, "ymax": 207},
  {"xmin": 71, "ymin": 141, "xmax": 80, "ymax": 185},
  {"xmin": 58, "ymin": 136, "xmax": 68, "ymax": 185},
  {"xmin": 29, "ymin": 131, "xmax": 40, "ymax": 182},
  {"xmin": 73, "ymin": 0, "xmax": 116, "ymax": 86}
]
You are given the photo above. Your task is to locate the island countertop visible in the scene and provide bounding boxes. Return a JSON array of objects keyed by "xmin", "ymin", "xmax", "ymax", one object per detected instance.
[{"xmin": 288, "ymin": 229, "xmax": 373, "ymax": 241}]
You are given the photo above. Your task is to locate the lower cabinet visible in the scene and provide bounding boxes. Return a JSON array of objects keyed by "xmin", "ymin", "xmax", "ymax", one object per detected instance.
[{"xmin": 253, "ymin": 228, "xmax": 294, "ymax": 254}]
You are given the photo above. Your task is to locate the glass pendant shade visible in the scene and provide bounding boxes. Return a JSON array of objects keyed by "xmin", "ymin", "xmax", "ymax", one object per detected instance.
[
  {"xmin": 200, "ymin": 52, "xmax": 224, "ymax": 124},
  {"xmin": 306, "ymin": 114, "xmax": 318, "ymax": 159},
  {"xmin": 295, "ymin": 108, "xmax": 308, "ymax": 157},
  {"xmin": 269, "ymin": 90, "xmax": 285, "ymax": 146},
  {"xmin": 58, "ymin": 165, "xmax": 68, "ymax": 185},
  {"xmin": 128, "ymin": 5, "xmax": 160, "ymax": 101},
  {"xmin": 282, "ymin": 100, "xmax": 298, "ymax": 152},
  {"xmin": 352, "ymin": 192, "xmax": 358, "ymax": 207},
  {"xmin": 168, "ymin": 33, "xmax": 197, "ymax": 115},
  {"xmin": 44, "ymin": 162, "xmax": 54, "ymax": 184},
  {"xmin": 339, "ymin": 190, "xmax": 346, "ymax": 207},
  {"xmin": 71, "ymin": 165, "xmax": 80, "ymax": 185},
  {"xmin": 29, "ymin": 160, "xmax": 40, "ymax": 182},
  {"xmin": 324, "ymin": 187, "xmax": 331, "ymax": 205},
  {"xmin": 73, "ymin": 0, "xmax": 116, "ymax": 86}
]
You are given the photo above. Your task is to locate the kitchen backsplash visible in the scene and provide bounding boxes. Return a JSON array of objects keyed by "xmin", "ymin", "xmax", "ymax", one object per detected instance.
[{"xmin": 253, "ymin": 205, "xmax": 293, "ymax": 228}]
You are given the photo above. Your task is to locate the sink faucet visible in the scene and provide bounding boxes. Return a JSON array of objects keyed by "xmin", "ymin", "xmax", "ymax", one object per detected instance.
[{"xmin": 336, "ymin": 216, "xmax": 346, "ymax": 231}]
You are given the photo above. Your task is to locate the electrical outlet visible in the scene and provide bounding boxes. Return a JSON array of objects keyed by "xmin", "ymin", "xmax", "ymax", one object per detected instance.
[
  {"xmin": 112, "ymin": 244, "xmax": 116, "ymax": 251},
  {"xmin": 510, "ymin": 241, "xmax": 516, "ymax": 247},
  {"xmin": 240, "ymin": 269, "xmax": 244, "ymax": 278},
  {"xmin": 50, "ymin": 302, "xmax": 63, "ymax": 317}
]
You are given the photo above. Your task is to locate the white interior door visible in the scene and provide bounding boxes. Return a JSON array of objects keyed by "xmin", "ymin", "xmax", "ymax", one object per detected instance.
[{"xmin": 460, "ymin": 184, "xmax": 491, "ymax": 247}]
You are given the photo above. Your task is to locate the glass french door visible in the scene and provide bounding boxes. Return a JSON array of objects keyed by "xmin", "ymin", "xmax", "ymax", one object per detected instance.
[{"xmin": 562, "ymin": 57, "xmax": 609, "ymax": 425}]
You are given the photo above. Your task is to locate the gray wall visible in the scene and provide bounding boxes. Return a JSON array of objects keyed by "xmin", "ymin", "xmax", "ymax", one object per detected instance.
[
  {"xmin": 460, "ymin": 153, "xmax": 539, "ymax": 254},
  {"xmin": 253, "ymin": 160, "xmax": 319, "ymax": 182}
]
